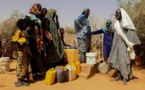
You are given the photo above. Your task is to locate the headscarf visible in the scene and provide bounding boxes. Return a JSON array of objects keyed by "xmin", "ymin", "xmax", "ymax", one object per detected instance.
[
  {"xmin": 102, "ymin": 20, "xmax": 112, "ymax": 34},
  {"xmin": 12, "ymin": 30, "xmax": 26, "ymax": 42},
  {"xmin": 45, "ymin": 9, "xmax": 59, "ymax": 46},
  {"xmin": 82, "ymin": 8, "xmax": 90, "ymax": 14},
  {"xmin": 120, "ymin": 8, "xmax": 135, "ymax": 30},
  {"xmin": 78, "ymin": 8, "xmax": 90, "ymax": 19},
  {"xmin": 29, "ymin": 3, "xmax": 41, "ymax": 14},
  {"xmin": 46, "ymin": 9, "xmax": 56, "ymax": 20},
  {"xmin": 45, "ymin": 9, "xmax": 57, "ymax": 36}
]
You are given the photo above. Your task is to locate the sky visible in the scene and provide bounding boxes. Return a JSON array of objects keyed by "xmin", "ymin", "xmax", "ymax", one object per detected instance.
[{"xmin": 0, "ymin": 0, "xmax": 119, "ymax": 27}]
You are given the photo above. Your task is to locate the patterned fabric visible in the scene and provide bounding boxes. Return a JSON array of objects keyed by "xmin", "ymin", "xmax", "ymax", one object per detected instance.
[
  {"xmin": 44, "ymin": 30, "xmax": 53, "ymax": 43},
  {"xmin": 36, "ymin": 34, "xmax": 44, "ymax": 53},
  {"xmin": 74, "ymin": 9, "xmax": 91, "ymax": 62},
  {"xmin": 45, "ymin": 9, "xmax": 64, "ymax": 63},
  {"xmin": 16, "ymin": 45, "xmax": 33, "ymax": 81},
  {"xmin": 29, "ymin": 3, "xmax": 39, "ymax": 14}
]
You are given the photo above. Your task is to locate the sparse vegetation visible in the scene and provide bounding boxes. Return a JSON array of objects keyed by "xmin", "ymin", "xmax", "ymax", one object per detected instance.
[{"xmin": 0, "ymin": 10, "xmax": 24, "ymax": 57}]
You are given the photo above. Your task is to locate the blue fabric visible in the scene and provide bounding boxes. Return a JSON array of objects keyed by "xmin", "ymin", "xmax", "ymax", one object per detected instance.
[
  {"xmin": 74, "ymin": 14, "xmax": 91, "ymax": 62},
  {"xmin": 75, "ymin": 14, "xmax": 91, "ymax": 52},
  {"xmin": 91, "ymin": 29, "xmax": 104, "ymax": 35},
  {"xmin": 27, "ymin": 14, "xmax": 41, "ymax": 24},
  {"xmin": 91, "ymin": 29, "xmax": 112, "ymax": 57}
]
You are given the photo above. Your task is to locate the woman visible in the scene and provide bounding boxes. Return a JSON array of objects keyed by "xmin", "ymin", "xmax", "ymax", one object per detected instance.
[
  {"xmin": 17, "ymin": 18, "xmax": 44, "ymax": 79},
  {"xmin": 74, "ymin": 8, "xmax": 91, "ymax": 63},
  {"xmin": 25, "ymin": 4, "xmax": 46, "ymax": 79},
  {"xmin": 27, "ymin": 3, "xmax": 42, "ymax": 25},
  {"xmin": 108, "ymin": 8, "xmax": 141, "ymax": 85},
  {"xmin": 27, "ymin": 3, "xmax": 44, "ymax": 53},
  {"xmin": 12, "ymin": 19, "xmax": 33, "ymax": 87},
  {"xmin": 45, "ymin": 9, "xmax": 65, "ymax": 68}
]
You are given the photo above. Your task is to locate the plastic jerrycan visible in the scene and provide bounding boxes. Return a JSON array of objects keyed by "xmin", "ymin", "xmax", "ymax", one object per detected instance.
[
  {"xmin": 45, "ymin": 68, "xmax": 56, "ymax": 85},
  {"xmin": 70, "ymin": 61, "xmax": 80, "ymax": 75},
  {"xmin": 98, "ymin": 60, "xmax": 108, "ymax": 74}
]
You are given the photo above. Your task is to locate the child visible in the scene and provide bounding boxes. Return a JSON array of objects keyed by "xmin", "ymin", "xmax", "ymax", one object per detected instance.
[
  {"xmin": 15, "ymin": 37, "xmax": 33, "ymax": 87},
  {"xmin": 91, "ymin": 20, "xmax": 113, "ymax": 62},
  {"xmin": 59, "ymin": 28, "xmax": 70, "ymax": 47}
]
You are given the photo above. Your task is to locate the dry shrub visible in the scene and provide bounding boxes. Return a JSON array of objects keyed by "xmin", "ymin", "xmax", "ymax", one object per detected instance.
[
  {"xmin": 0, "ymin": 10, "xmax": 24, "ymax": 57},
  {"xmin": 64, "ymin": 26, "xmax": 75, "ymax": 34}
]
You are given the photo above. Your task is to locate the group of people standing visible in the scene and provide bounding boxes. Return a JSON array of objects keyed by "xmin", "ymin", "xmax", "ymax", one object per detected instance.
[
  {"xmin": 12, "ymin": 3, "xmax": 141, "ymax": 87},
  {"xmin": 12, "ymin": 3, "xmax": 67, "ymax": 87},
  {"xmin": 74, "ymin": 8, "xmax": 141, "ymax": 85}
]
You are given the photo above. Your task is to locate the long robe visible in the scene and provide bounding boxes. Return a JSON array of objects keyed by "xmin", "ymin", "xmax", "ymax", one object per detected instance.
[
  {"xmin": 108, "ymin": 23, "xmax": 141, "ymax": 79},
  {"xmin": 74, "ymin": 14, "xmax": 91, "ymax": 62},
  {"xmin": 45, "ymin": 9, "xmax": 64, "ymax": 64}
]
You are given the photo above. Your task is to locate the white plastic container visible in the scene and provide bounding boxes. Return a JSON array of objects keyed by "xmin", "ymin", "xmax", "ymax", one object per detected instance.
[
  {"xmin": 86, "ymin": 52, "xmax": 97, "ymax": 64},
  {"xmin": 0, "ymin": 57, "xmax": 10, "ymax": 73},
  {"xmin": 98, "ymin": 61, "xmax": 108, "ymax": 73},
  {"xmin": 66, "ymin": 65, "xmax": 76, "ymax": 81}
]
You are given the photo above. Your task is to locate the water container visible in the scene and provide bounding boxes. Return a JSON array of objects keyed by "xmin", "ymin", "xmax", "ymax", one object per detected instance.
[
  {"xmin": 66, "ymin": 65, "xmax": 77, "ymax": 81},
  {"xmin": 55, "ymin": 66, "xmax": 68, "ymax": 83},
  {"xmin": 45, "ymin": 68, "xmax": 56, "ymax": 85},
  {"xmin": 86, "ymin": 52, "xmax": 97, "ymax": 64},
  {"xmin": 0, "ymin": 57, "xmax": 10, "ymax": 73},
  {"xmin": 64, "ymin": 49, "xmax": 79, "ymax": 63},
  {"xmin": 98, "ymin": 61, "xmax": 108, "ymax": 74},
  {"xmin": 69, "ymin": 61, "xmax": 80, "ymax": 75}
]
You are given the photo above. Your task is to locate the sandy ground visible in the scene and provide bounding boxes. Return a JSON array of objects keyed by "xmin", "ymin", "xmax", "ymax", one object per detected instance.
[
  {"xmin": 0, "ymin": 60, "xmax": 145, "ymax": 90},
  {"xmin": 1, "ymin": 34, "xmax": 145, "ymax": 90}
]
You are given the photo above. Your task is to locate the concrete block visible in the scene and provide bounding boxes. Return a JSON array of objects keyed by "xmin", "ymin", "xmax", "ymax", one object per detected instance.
[{"xmin": 79, "ymin": 63, "xmax": 99, "ymax": 79}]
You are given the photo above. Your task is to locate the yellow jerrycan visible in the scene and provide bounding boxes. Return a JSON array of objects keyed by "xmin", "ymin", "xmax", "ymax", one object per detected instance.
[
  {"xmin": 45, "ymin": 68, "xmax": 56, "ymax": 85},
  {"xmin": 64, "ymin": 49, "xmax": 79, "ymax": 63}
]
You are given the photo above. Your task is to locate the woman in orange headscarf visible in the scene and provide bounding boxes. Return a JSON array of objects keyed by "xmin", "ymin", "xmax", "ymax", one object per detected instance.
[{"xmin": 26, "ymin": 3, "xmax": 45, "ymax": 79}]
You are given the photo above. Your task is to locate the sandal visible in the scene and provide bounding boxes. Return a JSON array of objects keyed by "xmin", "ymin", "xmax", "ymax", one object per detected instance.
[{"xmin": 15, "ymin": 81, "xmax": 29, "ymax": 87}]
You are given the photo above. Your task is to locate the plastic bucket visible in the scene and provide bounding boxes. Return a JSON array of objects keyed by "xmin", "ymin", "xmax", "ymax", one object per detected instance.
[
  {"xmin": 86, "ymin": 52, "xmax": 97, "ymax": 64},
  {"xmin": 0, "ymin": 57, "xmax": 10, "ymax": 73}
]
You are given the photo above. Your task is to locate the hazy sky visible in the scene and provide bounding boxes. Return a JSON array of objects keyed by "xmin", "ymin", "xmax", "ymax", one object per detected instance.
[{"xmin": 0, "ymin": 0, "xmax": 119, "ymax": 27}]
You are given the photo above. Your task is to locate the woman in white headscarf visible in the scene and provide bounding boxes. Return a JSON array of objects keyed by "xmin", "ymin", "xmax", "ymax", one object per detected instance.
[{"xmin": 108, "ymin": 8, "xmax": 141, "ymax": 85}]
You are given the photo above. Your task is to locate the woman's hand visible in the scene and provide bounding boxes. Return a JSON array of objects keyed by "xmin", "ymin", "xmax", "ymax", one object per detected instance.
[{"xmin": 127, "ymin": 41, "xmax": 134, "ymax": 50}]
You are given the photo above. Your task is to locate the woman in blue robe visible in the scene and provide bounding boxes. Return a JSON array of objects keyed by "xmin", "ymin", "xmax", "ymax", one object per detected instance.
[{"xmin": 74, "ymin": 8, "xmax": 91, "ymax": 63}]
